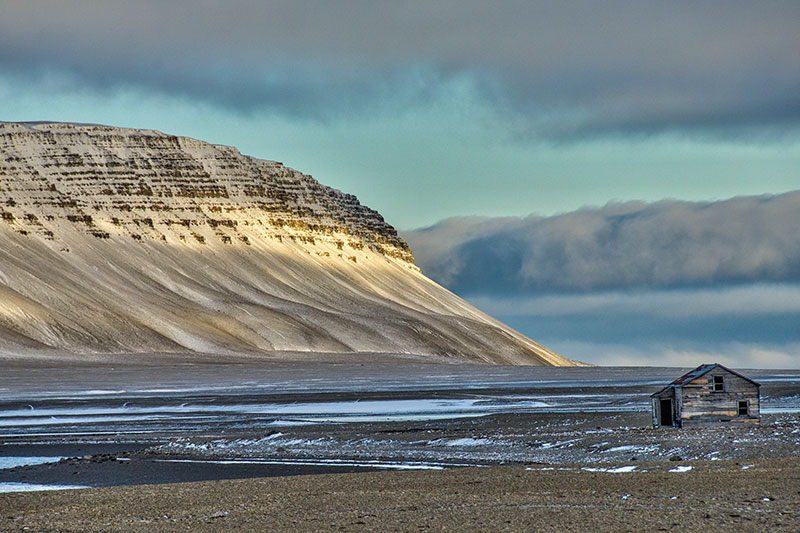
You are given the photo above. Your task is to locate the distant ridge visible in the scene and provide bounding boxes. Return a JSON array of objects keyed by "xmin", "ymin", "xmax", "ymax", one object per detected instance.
[{"xmin": 0, "ymin": 122, "xmax": 575, "ymax": 365}]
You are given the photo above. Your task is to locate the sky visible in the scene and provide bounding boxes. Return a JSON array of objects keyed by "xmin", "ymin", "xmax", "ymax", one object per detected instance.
[
  {"xmin": 2, "ymin": 1, "xmax": 800, "ymax": 367},
  {"xmin": 402, "ymin": 192, "xmax": 800, "ymax": 368}
]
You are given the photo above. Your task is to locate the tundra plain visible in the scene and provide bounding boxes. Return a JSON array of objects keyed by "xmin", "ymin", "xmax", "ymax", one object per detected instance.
[{"xmin": 1, "ymin": 362, "xmax": 799, "ymax": 531}]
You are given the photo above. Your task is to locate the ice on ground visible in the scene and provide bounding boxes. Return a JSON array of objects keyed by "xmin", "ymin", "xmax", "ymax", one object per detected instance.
[
  {"xmin": 762, "ymin": 407, "xmax": 800, "ymax": 414},
  {"xmin": 669, "ymin": 465, "xmax": 693, "ymax": 473},
  {"xmin": 603, "ymin": 445, "xmax": 637, "ymax": 453},
  {"xmin": 0, "ymin": 456, "xmax": 63, "ymax": 469},
  {"xmin": 157, "ymin": 458, "xmax": 455, "ymax": 470},
  {"xmin": 539, "ymin": 438, "xmax": 581, "ymax": 449},
  {"xmin": 445, "ymin": 438, "xmax": 493, "ymax": 447},
  {"xmin": 0, "ymin": 482, "xmax": 88, "ymax": 493},
  {"xmin": 603, "ymin": 444, "xmax": 659, "ymax": 454},
  {"xmin": 0, "ymin": 397, "xmax": 537, "ymax": 429},
  {"xmin": 582, "ymin": 465, "xmax": 638, "ymax": 473}
]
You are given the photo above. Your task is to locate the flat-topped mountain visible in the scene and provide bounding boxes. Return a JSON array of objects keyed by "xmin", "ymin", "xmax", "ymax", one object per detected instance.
[
  {"xmin": 0, "ymin": 122, "xmax": 574, "ymax": 365},
  {"xmin": 0, "ymin": 122, "xmax": 411, "ymax": 261}
]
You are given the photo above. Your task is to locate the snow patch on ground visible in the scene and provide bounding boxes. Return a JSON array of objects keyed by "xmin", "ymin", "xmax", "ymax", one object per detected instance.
[
  {"xmin": 603, "ymin": 444, "xmax": 659, "ymax": 454},
  {"xmin": 0, "ymin": 456, "xmax": 63, "ymax": 469},
  {"xmin": 156, "ymin": 458, "xmax": 458, "ymax": 470},
  {"xmin": 445, "ymin": 438, "xmax": 493, "ymax": 447},
  {"xmin": 582, "ymin": 465, "xmax": 638, "ymax": 473},
  {"xmin": 0, "ymin": 482, "xmax": 87, "ymax": 493}
]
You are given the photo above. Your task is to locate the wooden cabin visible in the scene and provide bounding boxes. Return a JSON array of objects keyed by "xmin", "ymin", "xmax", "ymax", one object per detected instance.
[{"xmin": 651, "ymin": 363, "xmax": 760, "ymax": 428}]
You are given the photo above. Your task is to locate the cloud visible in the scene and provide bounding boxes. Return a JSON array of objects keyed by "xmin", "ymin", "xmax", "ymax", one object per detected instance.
[
  {"xmin": 548, "ymin": 340, "xmax": 800, "ymax": 369},
  {"xmin": 454, "ymin": 279, "xmax": 800, "ymax": 367},
  {"xmin": 2, "ymin": 1, "xmax": 799, "ymax": 138},
  {"xmin": 468, "ymin": 284, "xmax": 800, "ymax": 319},
  {"xmin": 403, "ymin": 191, "xmax": 800, "ymax": 294},
  {"xmin": 481, "ymin": 287, "xmax": 800, "ymax": 343}
]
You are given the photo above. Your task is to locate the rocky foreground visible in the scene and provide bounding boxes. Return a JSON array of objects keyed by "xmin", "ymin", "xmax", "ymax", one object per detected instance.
[
  {"xmin": 1, "ymin": 458, "xmax": 798, "ymax": 532},
  {"xmin": 0, "ymin": 122, "xmax": 570, "ymax": 365},
  {"xmin": 2, "ymin": 364, "xmax": 798, "ymax": 531}
]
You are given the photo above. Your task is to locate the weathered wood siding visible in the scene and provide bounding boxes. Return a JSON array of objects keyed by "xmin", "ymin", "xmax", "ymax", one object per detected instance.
[
  {"xmin": 678, "ymin": 370, "xmax": 760, "ymax": 427},
  {"xmin": 652, "ymin": 387, "xmax": 675, "ymax": 427}
]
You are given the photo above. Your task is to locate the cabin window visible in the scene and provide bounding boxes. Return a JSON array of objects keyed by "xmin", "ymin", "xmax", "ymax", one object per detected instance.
[
  {"xmin": 738, "ymin": 400, "xmax": 748, "ymax": 416},
  {"xmin": 713, "ymin": 375, "xmax": 724, "ymax": 392}
]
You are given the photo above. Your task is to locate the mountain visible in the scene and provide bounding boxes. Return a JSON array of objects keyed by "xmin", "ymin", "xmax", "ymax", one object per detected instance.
[{"xmin": 0, "ymin": 122, "xmax": 574, "ymax": 365}]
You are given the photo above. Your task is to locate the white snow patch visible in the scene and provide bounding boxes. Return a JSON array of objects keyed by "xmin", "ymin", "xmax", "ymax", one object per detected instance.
[
  {"xmin": 0, "ymin": 482, "xmax": 88, "ymax": 493},
  {"xmin": 603, "ymin": 445, "xmax": 637, "ymax": 453},
  {"xmin": 582, "ymin": 465, "xmax": 638, "ymax": 473},
  {"xmin": 0, "ymin": 456, "xmax": 63, "ymax": 469},
  {"xmin": 669, "ymin": 465, "xmax": 694, "ymax": 473},
  {"xmin": 155, "ymin": 458, "xmax": 459, "ymax": 470},
  {"xmin": 539, "ymin": 438, "xmax": 581, "ymax": 449},
  {"xmin": 445, "ymin": 438, "xmax": 492, "ymax": 447},
  {"xmin": 603, "ymin": 444, "xmax": 659, "ymax": 454}
]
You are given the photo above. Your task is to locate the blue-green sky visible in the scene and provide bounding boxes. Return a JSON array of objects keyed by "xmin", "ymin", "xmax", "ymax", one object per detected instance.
[
  {"xmin": 3, "ymin": 1, "xmax": 800, "ymax": 366},
  {"xmin": 3, "ymin": 1, "xmax": 799, "ymax": 230}
]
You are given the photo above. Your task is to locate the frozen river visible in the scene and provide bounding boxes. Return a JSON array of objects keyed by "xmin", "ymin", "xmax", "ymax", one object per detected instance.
[
  {"xmin": 2, "ymin": 363, "xmax": 798, "ymax": 442},
  {"xmin": 2, "ymin": 362, "xmax": 799, "ymax": 492}
]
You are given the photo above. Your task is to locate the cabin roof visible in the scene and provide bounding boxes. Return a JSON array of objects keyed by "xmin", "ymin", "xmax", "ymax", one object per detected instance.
[
  {"xmin": 651, "ymin": 363, "xmax": 760, "ymax": 397},
  {"xmin": 669, "ymin": 363, "xmax": 718, "ymax": 385}
]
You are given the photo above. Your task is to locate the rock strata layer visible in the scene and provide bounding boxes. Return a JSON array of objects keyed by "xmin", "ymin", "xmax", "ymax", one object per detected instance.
[
  {"xmin": 0, "ymin": 122, "xmax": 411, "ymax": 261},
  {"xmin": 0, "ymin": 122, "xmax": 573, "ymax": 365}
]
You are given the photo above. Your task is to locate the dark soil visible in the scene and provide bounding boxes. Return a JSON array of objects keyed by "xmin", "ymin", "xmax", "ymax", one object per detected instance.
[{"xmin": 2, "ymin": 458, "xmax": 798, "ymax": 532}]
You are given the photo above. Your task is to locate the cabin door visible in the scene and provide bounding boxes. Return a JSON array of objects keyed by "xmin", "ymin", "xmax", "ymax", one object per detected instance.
[{"xmin": 659, "ymin": 399, "xmax": 673, "ymax": 426}]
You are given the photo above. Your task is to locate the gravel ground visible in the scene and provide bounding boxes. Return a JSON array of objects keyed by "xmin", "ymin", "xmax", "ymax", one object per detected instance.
[
  {"xmin": 2, "ymin": 412, "xmax": 798, "ymax": 532},
  {"xmin": 5, "ymin": 412, "xmax": 799, "ymax": 490},
  {"xmin": 2, "ymin": 363, "xmax": 798, "ymax": 530},
  {"xmin": 2, "ymin": 457, "xmax": 799, "ymax": 532},
  {"xmin": 148, "ymin": 411, "xmax": 800, "ymax": 466}
]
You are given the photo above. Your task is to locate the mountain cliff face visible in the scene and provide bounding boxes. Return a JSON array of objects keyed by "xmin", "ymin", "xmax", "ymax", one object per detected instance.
[
  {"xmin": 0, "ymin": 122, "xmax": 411, "ymax": 261},
  {"xmin": 0, "ymin": 122, "xmax": 573, "ymax": 365}
]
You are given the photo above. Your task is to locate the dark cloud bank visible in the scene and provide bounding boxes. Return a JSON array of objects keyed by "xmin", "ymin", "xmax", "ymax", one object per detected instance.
[
  {"xmin": 403, "ymin": 192, "xmax": 800, "ymax": 366},
  {"xmin": 403, "ymin": 191, "xmax": 800, "ymax": 295},
  {"xmin": 3, "ymin": 1, "xmax": 800, "ymax": 138}
]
